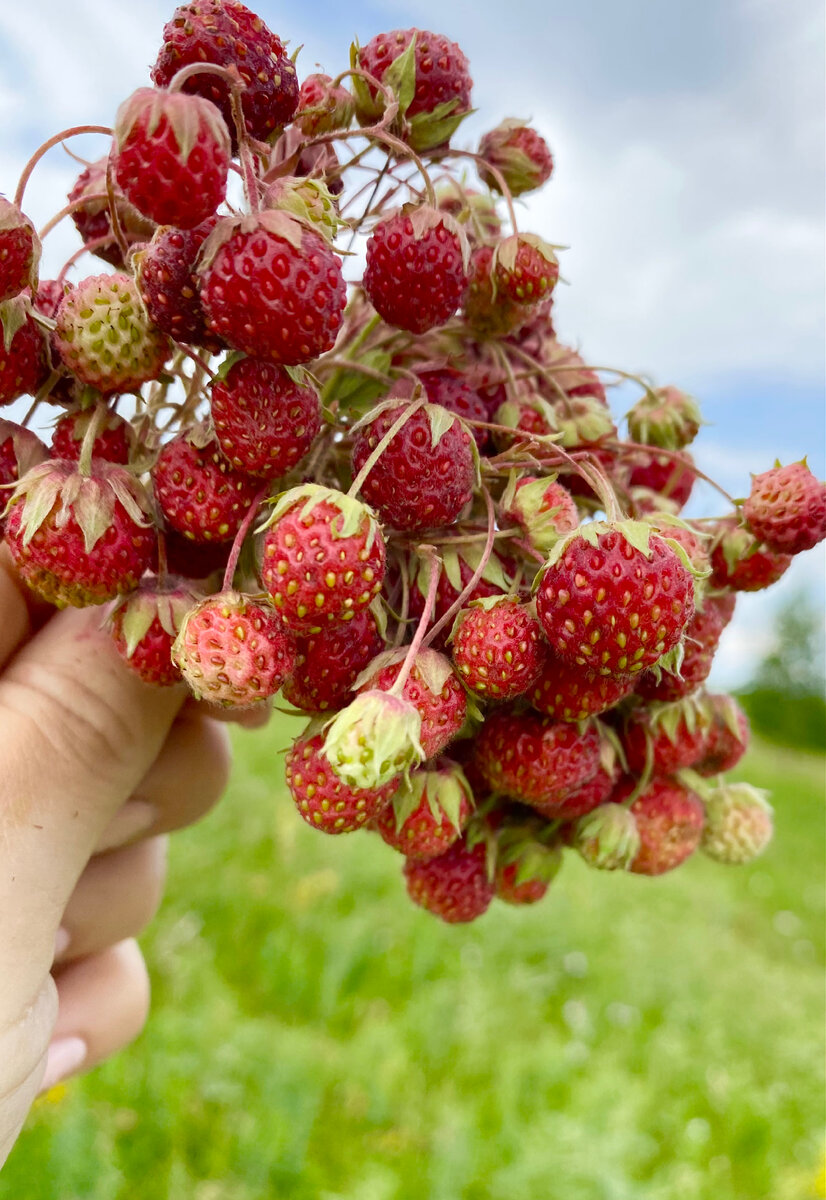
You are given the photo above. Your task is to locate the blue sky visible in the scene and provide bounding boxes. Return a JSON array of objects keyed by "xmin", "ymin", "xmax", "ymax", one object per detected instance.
[{"xmin": 1, "ymin": 0, "xmax": 823, "ymax": 685}]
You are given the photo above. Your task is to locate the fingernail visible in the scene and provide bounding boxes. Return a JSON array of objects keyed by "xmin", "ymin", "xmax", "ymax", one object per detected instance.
[
  {"xmin": 53, "ymin": 927, "xmax": 71, "ymax": 960},
  {"xmin": 39, "ymin": 1037, "xmax": 87, "ymax": 1093},
  {"xmin": 96, "ymin": 801, "xmax": 157, "ymax": 853}
]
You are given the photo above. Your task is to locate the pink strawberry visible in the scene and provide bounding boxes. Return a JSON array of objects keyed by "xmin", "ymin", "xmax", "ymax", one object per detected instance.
[
  {"xmin": 375, "ymin": 759, "xmax": 473, "ymax": 860},
  {"xmin": 4, "ymin": 459, "xmax": 155, "ymax": 607},
  {"xmin": 154, "ymin": 432, "xmax": 260, "ymax": 543},
  {"xmin": 286, "ymin": 728, "xmax": 398, "ymax": 834},
  {"xmin": 744, "ymin": 461, "xmax": 826, "ymax": 555},
  {"xmin": 359, "ymin": 648, "xmax": 467, "ymax": 759},
  {"xmin": 627, "ymin": 385, "xmax": 702, "ymax": 450},
  {"xmin": 109, "ymin": 576, "xmax": 198, "ymax": 686},
  {"xmin": 363, "ymin": 206, "xmax": 468, "ymax": 335},
  {"xmin": 622, "ymin": 697, "xmax": 711, "ymax": 776},
  {"xmin": 0, "ymin": 198, "xmax": 40, "ymax": 302},
  {"xmin": 67, "ymin": 156, "xmax": 156, "ymax": 269},
  {"xmin": 51, "ymin": 407, "xmax": 135, "ymax": 465},
  {"xmin": 210, "ymin": 357, "xmax": 321, "ymax": 478},
  {"xmin": 500, "ymin": 474, "xmax": 579, "ymax": 553},
  {"xmin": 554, "ymin": 758, "xmax": 620, "ymax": 821},
  {"xmin": 198, "ymin": 213, "xmax": 346, "ymax": 365},
  {"xmin": 351, "ymin": 399, "xmax": 476, "ymax": 532},
  {"xmin": 451, "ymin": 596, "xmax": 546, "ymax": 700},
  {"xmin": 536, "ymin": 524, "xmax": 695, "ymax": 678},
  {"xmin": 710, "ymin": 518, "xmax": 792, "ymax": 592},
  {"xmin": 626, "ymin": 449, "xmax": 696, "ymax": 510},
  {"xmin": 259, "ymin": 485, "xmax": 386, "ymax": 633},
  {"xmin": 295, "ymin": 73, "xmax": 355, "ymax": 136},
  {"xmin": 0, "ymin": 298, "xmax": 49, "ymax": 407},
  {"xmin": 478, "ymin": 120, "xmax": 554, "ymax": 197},
  {"xmin": 152, "ymin": 0, "xmax": 299, "ymax": 147},
  {"xmin": 172, "ymin": 590, "xmax": 295, "ymax": 706},
  {"xmin": 136, "ymin": 218, "xmax": 221, "ymax": 348},
  {"xmin": 112, "ymin": 88, "xmax": 230, "ymax": 229},
  {"xmin": 283, "ymin": 606, "xmax": 385, "ymax": 713},
  {"xmin": 616, "ymin": 777, "xmax": 705, "ymax": 876},
  {"xmin": 529, "ymin": 654, "xmax": 635, "ymax": 721},
  {"xmin": 462, "ymin": 244, "xmax": 529, "ymax": 340},
  {"xmin": 694, "ymin": 694, "xmax": 750, "ymax": 776},
  {"xmin": 403, "ymin": 837, "xmax": 494, "ymax": 923}
]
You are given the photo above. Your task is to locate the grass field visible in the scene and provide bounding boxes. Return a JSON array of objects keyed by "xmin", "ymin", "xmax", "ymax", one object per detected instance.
[{"xmin": 3, "ymin": 720, "xmax": 824, "ymax": 1200}]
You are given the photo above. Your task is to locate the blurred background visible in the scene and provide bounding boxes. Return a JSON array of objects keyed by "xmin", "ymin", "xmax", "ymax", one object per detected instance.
[{"xmin": 1, "ymin": 1, "xmax": 824, "ymax": 1197}]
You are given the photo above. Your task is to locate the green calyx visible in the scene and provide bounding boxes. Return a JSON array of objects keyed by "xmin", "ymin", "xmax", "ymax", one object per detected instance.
[
  {"xmin": 322, "ymin": 689, "xmax": 424, "ymax": 789},
  {"xmin": 110, "ymin": 581, "xmax": 199, "ymax": 659},
  {"xmin": 501, "ymin": 471, "xmax": 573, "ymax": 553},
  {"xmin": 114, "ymin": 87, "xmax": 230, "ymax": 165},
  {"xmin": 258, "ymin": 483, "xmax": 381, "ymax": 552},
  {"xmin": 479, "ymin": 120, "xmax": 548, "ymax": 196},
  {"xmin": 575, "ymin": 804, "xmax": 640, "ymax": 871},
  {"xmin": 551, "ymin": 395, "xmax": 615, "ymax": 448},
  {"xmin": 626, "ymin": 385, "xmax": 703, "ymax": 451},
  {"xmin": 263, "ymin": 176, "xmax": 347, "ymax": 245},
  {"xmin": 497, "ymin": 823, "xmax": 563, "ymax": 887},
  {"xmin": 388, "ymin": 762, "xmax": 473, "ymax": 835}
]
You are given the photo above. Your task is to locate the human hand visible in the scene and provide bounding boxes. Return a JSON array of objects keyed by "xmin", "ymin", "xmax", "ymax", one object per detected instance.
[{"xmin": 0, "ymin": 547, "xmax": 234, "ymax": 1167}]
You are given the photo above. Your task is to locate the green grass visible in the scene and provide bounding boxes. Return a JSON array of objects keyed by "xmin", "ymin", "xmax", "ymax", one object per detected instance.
[{"xmin": 4, "ymin": 724, "xmax": 824, "ymax": 1200}]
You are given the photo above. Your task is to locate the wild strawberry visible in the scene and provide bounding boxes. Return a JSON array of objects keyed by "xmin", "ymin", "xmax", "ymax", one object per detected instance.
[
  {"xmin": 701, "ymin": 783, "xmax": 773, "ymax": 864},
  {"xmin": 710, "ymin": 517, "xmax": 791, "ymax": 592},
  {"xmin": 4, "ymin": 458, "xmax": 154, "ymax": 607},
  {"xmin": 635, "ymin": 591, "xmax": 728, "ymax": 702},
  {"xmin": 416, "ymin": 367, "xmax": 489, "ymax": 449},
  {"xmin": 627, "ymin": 385, "xmax": 702, "ymax": 450},
  {"xmin": 51, "ymin": 406, "xmax": 135, "ymax": 465},
  {"xmin": 451, "ymin": 596, "xmax": 546, "ymax": 700},
  {"xmin": 528, "ymin": 655, "xmax": 635, "ymax": 721},
  {"xmin": 474, "ymin": 707, "xmax": 602, "ymax": 817},
  {"xmin": 554, "ymin": 758, "xmax": 620, "ymax": 821},
  {"xmin": 363, "ymin": 207, "xmax": 468, "ymax": 335},
  {"xmin": 478, "ymin": 120, "xmax": 554, "ymax": 197},
  {"xmin": 286, "ymin": 727, "xmax": 398, "ymax": 834},
  {"xmin": 153, "ymin": 432, "xmax": 260, "ymax": 543},
  {"xmin": 112, "ymin": 87, "xmax": 231, "ymax": 229},
  {"xmin": 694, "ymin": 694, "xmax": 750, "ymax": 776},
  {"xmin": 626, "ymin": 449, "xmax": 696, "ymax": 510},
  {"xmin": 262, "ymin": 176, "xmax": 344, "ymax": 242},
  {"xmin": 614, "ymin": 776, "xmax": 705, "ymax": 876},
  {"xmin": 493, "ymin": 234, "xmax": 559, "ymax": 306},
  {"xmin": 0, "ymin": 297, "xmax": 49, "ymax": 407},
  {"xmin": 574, "ymin": 804, "xmax": 640, "ymax": 871},
  {"xmin": 744, "ymin": 461, "xmax": 826, "ymax": 555},
  {"xmin": 435, "ymin": 182, "xmax": 501, "ymax": 244},
  {"xmin": 68, "ymin": 156, "xmax": 156, "ymax": 269},
  {"xmin": 210, "ymin": 357, "xmax": 321, "ymax": 478},
  {"xmin": 375, "ymin": 760, "xmax": 473, "ymax": 859},
  {"xmin": 493, "ymin": 815, "xmax": 562, "ymax": 905},
  {"xmin": 295, "ymin": 73, "xmax": 355, "ymax": 136},
  {"xmin": 551, "ymin": 394, "xmax": 616, "ymax": 451},
  {"xmin": 406, "ymin": 544, "xmax": 514, "ymax": 646},
  {"xmin": 0, "ymin": 419, "xmax": 47, "ymax": 530},
  {"xmin": 0, "ymin": 198, "xmax": 40, "ymax": 302},
  {"xmin": 622, "ymin": 696, "xmax": 711, "ymax": 776},
  {"xmin": 136, "ymin": 218, "xmax": 221, "ymax": 348},
  {"xmin": 152, "ymin": 0, "xmax": 299, "ymax": 147},
  {"xmin": 500, "ymin": 473, "xmax": 579, "ymax": 554},
  {"xmin": 358, "ymin": 648, "xmax": 468, "ymax": 759},
  {"xmin": 351, "ymin": 399, "xmax": 476, "ymax": 532},
  {"xmin": 647, "ymin": 520, "xmax": 710, "ymax": 575},
  {"xmin": 53, "ymin": 273, "xmax": 170, "ymax": 395},
  {"xmin": 535, "ymin": 523, "xmax": 695, "ymax": 678},
  {"xmin": 462, "ymin": 244, "xmax": 528, "ymax": 340},
  {"xmin": 198, "ymin": 213, "xmax": 346, "ymax": 365},
  {"xmin": 172, "ymin": 590, "xmax": 295, "ymax": 706},
  {"xmin": 404, "ymin": 837, "xmax": 494, "ymax": 923},
  {"xmin": 283, "ymin": 605, "xmax": 385, "ymax": 713},
  {"xmin": 109, "ymin": 576, "xmax": 199, "ymax": 686},
  {"xmin": 259, "ymin": 485, "xmax": 386, "ymax": 634},
  {"xmin": 492, "ymin": 392, "xmax": 556, "ymax": 451},
  {"xmin": 355, "ymin": 29, "xmax": 473, "ymax": 152}
]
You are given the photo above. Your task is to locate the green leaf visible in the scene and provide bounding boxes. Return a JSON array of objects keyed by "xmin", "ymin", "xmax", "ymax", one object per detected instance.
[{"xmin": 383, "ymin": 33, "xmax": 418, "ymax": 117}]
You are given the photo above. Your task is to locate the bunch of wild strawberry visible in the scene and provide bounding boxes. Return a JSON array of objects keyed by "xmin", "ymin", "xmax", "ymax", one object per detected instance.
[{"xmin": 1, "ymin": 0, "xmax": 823, "ymax": 923}]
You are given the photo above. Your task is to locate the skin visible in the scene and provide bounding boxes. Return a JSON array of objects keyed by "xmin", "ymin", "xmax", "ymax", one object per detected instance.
[{"xmin": 0, "ymin": 546, "xmax": 257, "ymax": 1167}]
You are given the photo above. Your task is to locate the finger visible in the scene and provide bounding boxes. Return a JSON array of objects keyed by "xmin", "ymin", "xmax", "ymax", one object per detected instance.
[
  {"xmin": 0, "ymin": 606, "xmax": 184, "ymax": 1021},
  {"xmin": 95, "ymin": 712, "xmax": 231, "ymax": 852},
  {"xmin": 54, "ymin": 839, "xmax": 168, "ymax": 965},
  {"xmin": 39, "ymin": 941, "xmax": 150, "ymax": 1093},
  {"xmin": 0, "ymin": 545, "xmax": 36, "ymax": 670}
]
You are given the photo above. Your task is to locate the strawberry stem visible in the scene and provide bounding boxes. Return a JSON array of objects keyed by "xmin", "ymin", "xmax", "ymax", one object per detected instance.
[
  {"xmin": 347, "ymin": 395, "xmax": 426, "ymax": 498},
  {"xmin": 222, "ymin": 485, "xmax": 270, "ymax": 590},
  {"xmin": 390, "ymin": 545, "xmax": 441, "ymax": 695},
  {"xmin": 77, "ymin": 403, "xmax": 109, "ymax": 476},
  {"xmin": 423, "ymin": 486, "xmax": 497, "ymax": 648},
  {"xmin": 14, "ymin": 125, "xmax": 112, "ymax": 208}
]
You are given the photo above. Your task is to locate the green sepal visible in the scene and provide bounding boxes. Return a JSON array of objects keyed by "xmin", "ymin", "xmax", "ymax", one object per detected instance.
[
  {"xmin": 406, "ymin": 99, "xmax": 471, "ymax": 153},
  {"xmin": 382, "ymin": 33, "xmax": 418, "ymax": 117},
  {"xmin": 258, "ymin": 483, "xmax": 381, "ymax": 553},
  {"xmin": 321, "ymin": 689, "xmax": 424, "ymax": 789},
  {"xmin": 0, "ymin": 294, "xmax": 33, "ymax": 353}
]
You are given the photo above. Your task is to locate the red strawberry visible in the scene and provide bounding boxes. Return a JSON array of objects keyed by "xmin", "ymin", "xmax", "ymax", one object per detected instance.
[
  {"xmin": 295, "ymin": 73, "xmax": 355, "ymax": 136},
  {"xmin": 635, "ymin": 592, "xmax": 729, "ymax": 702},
  {"xmin": 744, "ymin": 461, "xmax": 826, "ymax": 555},
  {"xmin": 172, "ymin": 590, "xmax": 295, "ymax": 706},
  {"xmin": 351, "ymin": 399, "xmax": 476, "ymax": 532},
  {"xmin": 493, "ymin": 816, "xmax": 562, "ymax": 905},
  {"xmin": 0, "ymin": 298, "xmax": 49, "ymax": 407},
  {"xmin": 0, "ymin": 198, "xmax": 40, "ymax": 301},
  {"xmin": 375, "ymin": 759, "xmax": 473, "ymax": 860},
  {"xmin": 109, "ymin": 576, "xmax": 198, "ymax": 686},
  {"xmin": 259, "ymin": 485, "xmax": 386, "ymax": 633},
  {"xmin": 627, "ymin": 385, "xmax": 702, "ymax": 450},
  {"xmin": 363, "ymin": 207, "xmax": 468, "ymax": 335},
  {"xmin": 198, "ymin": 213, "xmax": 346, "ymax": 365},
  {"xmin": 54, "ymin": 273, "xmax": 170, "ymax": 394},
  {"xmin": 529, "ymin": 655, "xmax": 635, "ymax": 721},
  {"xmin": 68, "ymin": 156, "xmax": 156, "ymax": 268},
  {"xmin": 153, "ymin": 432, "xmax": 260, "ymax": 543},
  {"xmin": 536, "ymin": 524, "xmax": 695, "ymax": 678},
  {"xmin": 283, "ymin": 606, "xmax": 385, "ymax": 713},
  {"xmin": 627, "ymin": 449, "xmax": 696, "ymax": 510},
  {"xmin": 355, "ymin": 29, "xmax": 473, "ymax": 152},
  {"xmin": 478, "ymin": 120, "xmax": 554, "ymax": 197},
  {"xmin": 462, "ymin": 244, "xmax": 529, "ymax": 339},
  {"xmin": 500, "ymin": 474, "xmax": 579, "ymax": 554},
  {"xmin": 0, "ymin": 418, "xmax": 47, "ymax": 530},
  {"xmin": 474, "ymin": 707, "xmax": 602, "ymax": 817},
  {"xmin": 112, "ymin": 88, "xmax": 230, "ymax": 229},
  {"xmin": 710, "ymin": 517, "xmax": 791, "ymax": 592},
  {"xmin": 5, "ymin": 459, "xmax": 155, "ymax": 607},
  {"xmin": 492, "ymin": 392, "xmax": 556, "ymax": 452},
  {"xmin": 51, "ymin": 407, "xmax": 135, "ymax": 465},
  {"xmin": 615, "ymin": 777, "xmax": 705, "ymax": 876},
  {"xmin": 161, "ymin": 529, "xmax": 228, "ymax": 581},
  {"xmin": 416, "ymin": 367, "xmax": 489, "ymax": 449},
  {"xmin": 554, "ymin": 758, "xmax": 619, "ymax": 821},
  {"xmin": 451, "ymin": 596, "xmax": 546, "ymax": 700},
  {"xmin": 622, "ymin": 697, "xmax": 711, "ymax": 776},
  {"xmin": 210, "ymin": 357, "xmax": 321, "ymax": 478},
  {"xmin": 152, "ymin": 0, "xmax": 299, "ymax": 147},
  {"xmin": 359, "ymin": 648, "xmax": 467, "ymax": 759},
  {"xmin": 493, "ymin": 234, "xmax": 559, "ymax": 306},
  {"xmin": 286, "ymin": 728, "xmax": 398, "ymax": 834},
  {"xmin": 694, "ymin": 694, "xmax": 750, "ymax": 776},
  {"xmin": 136, "ymin": 218, "xmax": 221, "ymax": 348},
  {"xmin": 403, "ymin": 837, "xmax": 494, "ymax": 923}
]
